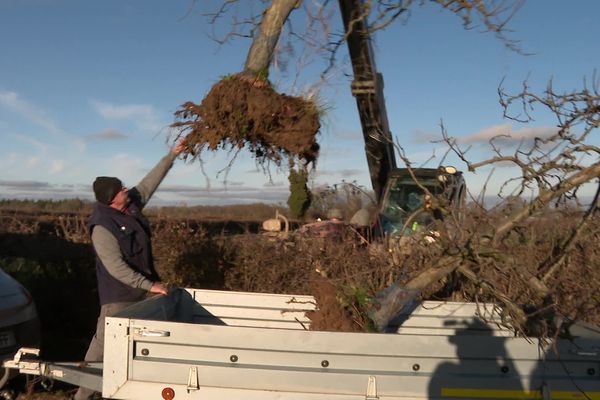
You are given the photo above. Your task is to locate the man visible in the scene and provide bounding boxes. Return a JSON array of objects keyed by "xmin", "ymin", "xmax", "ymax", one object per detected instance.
[
  {"xmin": 299, "ymin": 208, "xmax": 346, "ymax": 239},
  {"xmin": 74, "ymin": 143, "xmax": 183, "ymax": 400}
]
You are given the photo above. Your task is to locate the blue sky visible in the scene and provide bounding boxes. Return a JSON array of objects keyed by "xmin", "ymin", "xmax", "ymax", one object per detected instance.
[{"xmin": 1, "ymin": 0, "xmax": 599, "ymax": 206}]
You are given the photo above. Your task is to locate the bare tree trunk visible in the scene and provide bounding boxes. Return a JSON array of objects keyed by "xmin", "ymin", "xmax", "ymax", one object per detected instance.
[
  {"xmin": 369, "ymin": 257, "xmax": 462, "ymax": 331},
  {"xmin": 244, "ymin": 0, "xmax": 301, "ymax": 77}
]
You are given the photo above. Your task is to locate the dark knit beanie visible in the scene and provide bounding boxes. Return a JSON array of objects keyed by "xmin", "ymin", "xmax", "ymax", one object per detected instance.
[{"xmin": 93, "ymin": 176, "xmax": 123, "ymax": 205}]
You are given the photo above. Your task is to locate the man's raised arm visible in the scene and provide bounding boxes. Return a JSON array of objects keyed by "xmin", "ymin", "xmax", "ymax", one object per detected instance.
[{"xmin": 133, "ymin": 142, "xmax": 184, "ymax": 208}]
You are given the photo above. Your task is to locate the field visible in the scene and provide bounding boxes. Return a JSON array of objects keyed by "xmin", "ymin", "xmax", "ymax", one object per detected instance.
[{"xmin": 1, "ymin": 199, "xmax": 599, "ymax": 399}]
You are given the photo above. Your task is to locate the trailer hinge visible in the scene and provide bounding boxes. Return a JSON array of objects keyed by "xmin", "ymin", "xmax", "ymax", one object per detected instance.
[
  {"xmin": 187, "ymin": 366, "xmax": 199, "ymax": 392},
  {"xmin": 365, "ymin": 375, "xmax": 378, "ymax": 400}
]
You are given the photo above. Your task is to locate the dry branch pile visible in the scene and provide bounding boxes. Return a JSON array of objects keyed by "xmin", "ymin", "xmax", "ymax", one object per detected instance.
[
  {"xmin": 2, "ymin": 205, "xmax": 599, "ymax": 342},
  {"xmin": 172, "ymin": 75, "xmax": 320, "ymax": 165},
  {"xmin": 211, "ymin": 207, "xmax": 600, "ymax": 337}
]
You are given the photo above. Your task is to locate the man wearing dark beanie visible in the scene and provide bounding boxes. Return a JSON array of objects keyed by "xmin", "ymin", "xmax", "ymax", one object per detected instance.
[
  {"xmin": 74, "ymin": 142, "xmax": 184, "ymax": 400},
  {"xmin": 92, "ymin": 176, "xmax": 123, "ymax": 205}
]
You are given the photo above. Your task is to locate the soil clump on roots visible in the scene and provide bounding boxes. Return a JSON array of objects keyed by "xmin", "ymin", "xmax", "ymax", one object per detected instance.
[
  {"xmin": 172, "ymin": 75, "xmax": 320, "ymax": 165},
  {"xmin": 306, "ymin": 275, "xmax": 363, "ymax": 332}
]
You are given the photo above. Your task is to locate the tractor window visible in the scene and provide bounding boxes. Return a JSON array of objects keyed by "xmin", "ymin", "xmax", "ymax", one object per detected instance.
[
  {"xmin": 380, "ymin": 179, "xmax": 442, "ymax": 236},
  {"xmin": 383, "ymin": 181, "xmax": 439, "ymax": 214}
]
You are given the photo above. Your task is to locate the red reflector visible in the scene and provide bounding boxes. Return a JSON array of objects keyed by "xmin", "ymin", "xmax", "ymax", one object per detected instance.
[{"xmin": 161, "ymin": 387, "xmax": 175, "ymax": 400}]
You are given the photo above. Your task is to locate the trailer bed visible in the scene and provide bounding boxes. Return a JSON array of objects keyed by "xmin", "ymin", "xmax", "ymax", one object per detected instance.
[
  {"xmin": 6, "ymin": 287, "xmax": 600, "ymax": 399},
  {"xmin": 100, "ymin": 288, "xmax": 600, "ymax": 399}
]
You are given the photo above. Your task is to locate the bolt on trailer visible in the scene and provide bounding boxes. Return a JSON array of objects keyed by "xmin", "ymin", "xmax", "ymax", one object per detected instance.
[{"xmin": 4, "ymin": 287, "xmax": 600, "ymax": 399}]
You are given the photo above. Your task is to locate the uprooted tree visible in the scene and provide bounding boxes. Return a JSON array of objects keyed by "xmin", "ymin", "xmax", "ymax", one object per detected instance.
[
  {"xmin": 170, "ymin": 0, "xmax": 600, "ymax": 337},
  {"xmin": 170, "ymin": 0, "xmax": 522, "ymax": 174},
  {"xmin": 172, "ymin": 0, "xmax": 320, "ymax": 172}
]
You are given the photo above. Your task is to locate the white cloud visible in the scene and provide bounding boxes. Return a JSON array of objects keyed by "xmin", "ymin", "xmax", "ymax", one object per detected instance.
[
  {"xmin": 50, "ymin": 159, "xmax": 65, "ymax": 174},
  {"xmin": 0, "ymin": 93, "xmax": 85, "ymax": 159},
  {"xmin": 457, "ymin": 124, "xmax": 559, "ymax": 145},
  {"xmin": 0, "ymin": 91, "xmax": 19, "ymax": 107},
  {"xmin": 26, "ymin": 157, "xmax": 41, "ymax": 168},
  {"xmin": 90, "ymin": 99, "xmax": 164, "ymax": 133},
  {"xmin": 0, "ymin": 153, "xmax": 18, "ymax": 169},
  {"xmin": 0, "ymin": 179, "xmax": 50, "ymax": 190},
  {"xmin": 0, "ymin": 179, "xmax": 290, "ymax": 205},
  {"xmin": 154, "ymin": 184, "xmax": 289, "ymax": 205},
  {"xmin": 75, "ymin": 138, "xmax": 87, "ymax": 154},
  {"xmin": 313, "ymin": 168, "xmax": 363, "ymax": 178},
  {"xmin": 101, "ymin": 153, "xmax": 147, "ymax": 184},
  {"xmin": 0, "ymin": 180, "xmax": 92, "ymax": 200},
  {"xmin": 411, "ymin": 128, "xmax": 440, "ymax": 144},
  {"xmin": 0, "ymin": 90, "xmax": 62, "ymax": 134},
  {"xmin": 1, "ymin": 132, "xmax": 88, "ymax": 185},
  {"xmin": 12, "ymin": 132, "xmax": 49, "ymax": 153},
  {"xmin": 317, "ymin": 147, "xmax": 354, "ymax": 159},
  {"xmin": 263, "ymin": 181, "xmax": 285, "ymax": 187}
]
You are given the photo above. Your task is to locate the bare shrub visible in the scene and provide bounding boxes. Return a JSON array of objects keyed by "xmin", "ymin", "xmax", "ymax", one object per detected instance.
[
  {"xmin": 144, "ymin": 203, "xmax": 283, "ymax": 222},
  {"xmin": 308, "ymin": 181, "xmax": 374, "ymax": 221},
  {"xmin": 151, "ymin": 218, "xmax": 234, "ymax": 289}
]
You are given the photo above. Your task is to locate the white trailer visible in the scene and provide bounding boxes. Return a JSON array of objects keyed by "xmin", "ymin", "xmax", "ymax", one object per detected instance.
[{"xmin": 5, "ymin": 287, "xmax": 600, "ymax": 399}]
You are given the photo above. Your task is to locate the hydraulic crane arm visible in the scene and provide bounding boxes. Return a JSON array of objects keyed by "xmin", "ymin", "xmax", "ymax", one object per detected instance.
[{"xmin": 338, "ymin": 0, "xmax": 397, "ymax": 202}]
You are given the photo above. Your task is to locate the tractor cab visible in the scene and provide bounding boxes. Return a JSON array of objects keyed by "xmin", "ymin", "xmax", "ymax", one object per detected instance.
[{"xmin": 379, "ymin": 166, "xmax": 465, "ymax": 236}]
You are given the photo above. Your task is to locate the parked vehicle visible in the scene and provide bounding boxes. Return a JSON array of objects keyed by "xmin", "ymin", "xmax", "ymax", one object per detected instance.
[
  {"xmin": 0, "ymin": 268, "xmax": 41, "ymax": 388},
  {"xmin": 4, "ymin": 287, "xmax": 600, "ymax": 399}
]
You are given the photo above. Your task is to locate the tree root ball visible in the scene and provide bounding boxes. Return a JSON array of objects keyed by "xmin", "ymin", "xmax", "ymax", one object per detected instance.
[{"xmin": 172, "ymin": 74, "xmax": 321, "ymax": 164}]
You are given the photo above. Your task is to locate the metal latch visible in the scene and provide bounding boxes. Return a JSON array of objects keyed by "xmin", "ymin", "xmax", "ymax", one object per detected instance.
[
  {"xmin": 187, "ymin": 366, "xmax": 199, "ymax": 392},
  {"xmin": 133, "ymin": 328, "xmax": 171, "ymax": 337},
  {"xmin": 3, "ymin": 348, "xmax": 46, "ymax": 376},
  {"xmin": 366, "ymin": 376, "xmax": 378, "ymax": 400},
  {"xmin": 13, "ymin": 347, "xmax": 40, "ymax": 362}
]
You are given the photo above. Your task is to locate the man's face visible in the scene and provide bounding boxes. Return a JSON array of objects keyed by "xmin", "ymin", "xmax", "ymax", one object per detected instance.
[{"xmin": 110, "ymin": 186, "xmax": 130, "ymax": 210}]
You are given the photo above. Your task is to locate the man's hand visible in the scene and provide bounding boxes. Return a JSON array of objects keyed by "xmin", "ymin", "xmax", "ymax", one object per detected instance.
[
  {"xmin": 172, "ymin": 140, "xmax": 185, "ymax": 156},
  {"xmin": 150, "ymin": 282, "xmax": 169, "ymax": 295}
]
